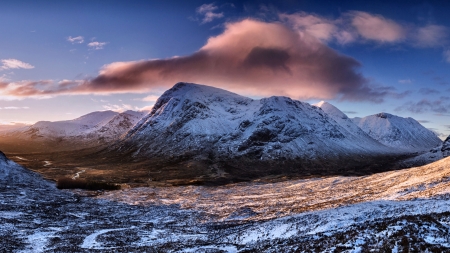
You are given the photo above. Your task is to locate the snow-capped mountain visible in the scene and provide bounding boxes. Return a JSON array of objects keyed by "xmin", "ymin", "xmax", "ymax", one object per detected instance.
[
  {"xmin": 119, "ymin": 83, "xmax": 399, "ymax": 165},
  {"xmin": 0, "ymin": 110, "xmax": 146, "ymax": 152},
  {"xmin": 352, "ymin": 112, "xmax": 442, "ymax": 152},
  {"xmin": 313, "ymin": 101, "xmax": 389, "ymax": 150},
  {"xmin": 26, "ymin": 110, "xmax": 119, "ymax": 137}
]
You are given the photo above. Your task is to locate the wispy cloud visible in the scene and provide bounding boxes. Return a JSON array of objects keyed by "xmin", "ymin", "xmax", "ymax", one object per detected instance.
[
  {"xmin": 396, "ymin": 99, "xmax": 449, "ymax": 114},
  {"xmin": 67, "ymin": 36, "xmax": 84, "ymax": 44},
  {"xmin": 0, "ymin": 106, "xmax": 29, "ymax": 110},
  {"xmin": 412, "ymin": 25, "xmax": 449, "ymax": 48},
  {"xmin": 398, "ymin": 79, "xmax": 412, "ymax": 84},
  {"xmin": 103, "ymin": 103, "xmax": 137, "ymax": 112},
  {"xmin": 0, "ymin": 59, "xmax": 34, "ymax": 70},
  {"xmin": 350, "ymin": 11, "xmax": 406, "ymax": 43},
  {"xmin": 196, "ymin": 3, "xmax": 224, "ymax": 24},
  {"xmin": 419, "ymin": 88, "xmax": 439, "ymax": 95},
  {"xmin": 280, "ymin": 11, "xmax": 449, "ymax": 48},
  {"xmin": 141, "ymin": 95, "xmax": 159, "ymax": 102},
  {"xmin": 88, "ymin": 41, "xmax": 107, "ymax": 50},
  {"xmin": 444, "ymin": 49, "xmax": 450, "ymax": 63}
]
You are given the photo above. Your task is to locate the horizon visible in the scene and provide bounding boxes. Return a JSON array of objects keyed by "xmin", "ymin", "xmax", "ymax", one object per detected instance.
[{"xmin": 0, "ymin": 0, "xmax": 449, "ymax": 138}]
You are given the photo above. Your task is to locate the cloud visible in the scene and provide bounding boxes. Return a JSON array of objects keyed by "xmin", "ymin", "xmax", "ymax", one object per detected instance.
[
  {"xmin": 139, "ymin": 105, "xmax": 153, "ymax": 111},
  {"xmin": 1, "ymin": 59, "xmax": 34, "ymax": 70},
  {"xmin": 396, "ymin": 99, "xmax": 449, "ymax": 114},
  {"xmin": 196, "ymin": 3, "xmax": 224, "ymax": 24},
  {"xmin": 412, "ymin": 25, "xmax": 448, "ymax": 48},
  {"xmin": 419, "ymin": 88, "xmax": 439, "ymax": 95},
  {"xmin": 417, "ymin": 120, "xmax": 430, "ymax": 123},
  {"xmin": 141, "ymin": 95, "xmax": 160, "ymax": 102},
  {"xmin": 343, "ymin": 111, "xmax": 358, "ymax": 114},
  {"xmin": 279, "ymin": 12, "xmax": 342, "ymax": 43},
  {"xmin": 103, "ymin": 103, "xmax": 138, "ymax": 112},
  {"xmin": 0, "ymin": 122, "xmax": 29, "ymax": 131},
  {"xmin": 350, "ymin": 11, "xmax": 406, "ymax": 43},
  {"xmin": 67, "ymin": 36, "xmax": 84, "ymax": 44},
  {"xmin": 0, "ymin": 19, "xmax": 405, "ymax": 103},
  {"xmin": 280, "ymin": 11, "xmax": 449, "ymax": 48},
  {"xmin": 398, "ymin": 79, "xmax": 412, "ymax": 84},
  {"xmin": 444, "ymin": 49, "xmax": 450, "ymax": 63},
  {"xmin": 0, "ymin": 106, "xmax": 29, "ymax": 110},
  {"xmin": 88, "ymin": 41, "xmax": 107, "ymax": 50}
]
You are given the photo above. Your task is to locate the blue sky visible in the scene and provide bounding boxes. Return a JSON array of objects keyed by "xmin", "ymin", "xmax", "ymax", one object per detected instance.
[{"xmin": 0, "ymin": 0, "xmax": 449, "ymax": 138}]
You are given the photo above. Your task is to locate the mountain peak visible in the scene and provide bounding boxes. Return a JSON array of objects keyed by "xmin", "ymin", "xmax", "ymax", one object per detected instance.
[
  {"xmin": 314, "ymin": 101, "xmax": 329, "ymax": 107},
  {"xmin": 375, "ymin": 112, "xmax": 393, "ymax": 119},
  {"xmin": 150, "ymin": 82, "xmax": 250, "ymax": 115},
  {"xmin": 314, "ymin": 101, "xmax": 348, "ymax": 120},
  {"xmin": 354, "ymin": 112, "xmax": 442, "ymax": 151}
]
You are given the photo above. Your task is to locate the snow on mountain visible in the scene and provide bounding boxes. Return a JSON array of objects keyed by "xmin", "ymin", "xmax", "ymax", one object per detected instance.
[
  {"xmin": 27, "ymin": 110, "xmax": 119, "ymax": 137},
  {"xmin": 120, "ymin": 83, "xmax": 398, "ymax": 163},
  {"xmin": 4, "ymin": 110, "xmax": 148, "ymax": 140},
  {"xmin": 0, "ymin": 150, "xmax": 51, "ymax": 187},
  {"xmin": 352, "ymin": 112, "xmax": 442, "ymax": 152},
  {"xmin": 398, "ymin": 134, "xmax": 450, "ymax": 167},
  {"xmin": 313, "ymin": 101, "xmax": 389, "ymax": 151},
  {"xmin": 442, "ymin": 135, "xmax": 450, "ymax": 157}
]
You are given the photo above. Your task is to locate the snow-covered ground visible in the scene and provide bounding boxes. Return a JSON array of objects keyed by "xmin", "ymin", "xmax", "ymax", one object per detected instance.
[
  {"xmin": 3, "ymin": 150, "xmax": 450, "ymax": 251},
  {"xmin": 100, "ymin": 156, "xmax": 450, "ymax": 221}
]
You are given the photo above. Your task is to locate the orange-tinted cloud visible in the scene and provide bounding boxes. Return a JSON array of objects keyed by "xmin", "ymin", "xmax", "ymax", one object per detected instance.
[{"xmin": 0, "ymin": 19, "xmax": 401, "ymax": 102}]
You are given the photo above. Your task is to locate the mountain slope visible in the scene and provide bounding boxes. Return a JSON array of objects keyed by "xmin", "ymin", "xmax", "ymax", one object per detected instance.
[
  {"xmin": 398, "ymin": 134, "xmax": 450, "ymax": 167},
  {"xmin": 123, "ymin": 83, "xmax": 397, "ymax": 160},
  {"xmin": 0, "ymin": 110, "xmax": 146, "ymax": 152},
  {"xmin": 314, "ymin": 101, "xmax": 389, "ymax": 151},
  {"xmin": 352, "ymin": 112, "xmax": 442, "ymax": 152},
  {"xmin": 96, "ymin": 82, "xmax": 413, "ymax": 183},
  {"xmin": 0, "ymin": 151, "xmax": 52, "ymax": 187}
]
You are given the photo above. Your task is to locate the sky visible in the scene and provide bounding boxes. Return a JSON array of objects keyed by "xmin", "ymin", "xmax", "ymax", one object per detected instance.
[{"xmin": 0, "ymin": 0, "xmax": 449, "ymax": 138}]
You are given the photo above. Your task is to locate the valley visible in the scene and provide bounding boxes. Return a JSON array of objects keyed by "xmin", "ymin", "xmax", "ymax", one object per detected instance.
[{"xmin": 1, "ymin": 82, "xmax": 449, "ymax": 252}]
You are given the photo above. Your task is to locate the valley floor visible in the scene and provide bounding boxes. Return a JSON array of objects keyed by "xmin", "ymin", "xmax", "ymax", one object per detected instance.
[{"xmin": 3, "ymin": 157, "xmax": 450, "ymax": 252}]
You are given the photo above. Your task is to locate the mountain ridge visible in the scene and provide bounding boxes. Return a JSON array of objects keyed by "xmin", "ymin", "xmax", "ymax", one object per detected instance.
[{"xmin": 352, "ymin": 112, "xmax": 442, "ymax": 151}]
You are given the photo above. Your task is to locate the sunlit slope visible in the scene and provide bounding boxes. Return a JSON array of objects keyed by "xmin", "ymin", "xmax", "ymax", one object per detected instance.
[{"xmin": 101, "ymin": 156, "xmax": 450, "ymax": 221}]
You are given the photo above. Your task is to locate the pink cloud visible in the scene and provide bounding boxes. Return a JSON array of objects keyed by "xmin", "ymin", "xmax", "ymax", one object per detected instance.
[
  {"xmin": 279, "ymin": 12, "xmax": 338, "ymax": 42},
  {"xmin": 350, "ymin": 11, "xmax": 406, "ymax": 42},
  {"xmin": 196, "ymin": 3, "xmax": 224, "ymax": 24},
  {"xmin": 412, "ymin": 25, "xmax": 448, "ymax": 47},
  {"xmin": 280, "ymin": 11, "xmax": 449, "ymax": 48},
  {"xmin": 0, "ymin": 19, "xmax": 400, "ymax": 103}
]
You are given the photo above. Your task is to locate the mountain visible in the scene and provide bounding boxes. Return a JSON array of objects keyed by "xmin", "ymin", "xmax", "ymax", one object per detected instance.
[
  {"xmin": 123, "ymin": 83, "xmax": 395, "ymax": 159},
  {"xmin": 352, "ymin": 112, "xmax": 442, "ymax": 152},
  {"xmin": 313, "ymin": 101, "xmax": 389, "ymax": 151},
  {"xmin": 0, "ymin": 110, "xmax": 146, "ymax": 152},
  {"xmin": 104, "ymin": 83, "xmax": 409, "ymax": 182},
  {"xmin": 398, "ymin": 134, "xmax": 450, "ymax": 167},
  {"xmin": 0, "ymin": 150, "xmax": 51, "ymax": 187}
]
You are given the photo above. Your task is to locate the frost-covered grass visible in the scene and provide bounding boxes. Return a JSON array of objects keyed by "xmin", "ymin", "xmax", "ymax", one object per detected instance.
[{"xmin": 3, "ymin": 154, "xmax": 450, "ymax": 251}]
